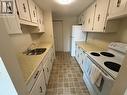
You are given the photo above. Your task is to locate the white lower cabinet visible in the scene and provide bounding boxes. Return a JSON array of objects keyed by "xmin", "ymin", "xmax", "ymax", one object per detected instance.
[
  {"xmin": 43, "ymin": 52, "xmax": 53, "ymax": 85},
  {"xmin": 30, "ymin": 71, "xmax": 46, "ymax": 95},
  {"xmin": 78, "ymin": 48, "xmax": 84, "ymax": 71},
  {"xmin": 27, "ymin": 64, "xmax": 42, "ymax": 92},
  {"xmin": 43, "ymin": 61, "xmax": 50, "ymax": 85},
  {"xmin": 28, "ymin": 46, "xmax": 55, "ymax": 95},
  {"xmin": 75, "ymin": 45, "xmax": 79, "ymax": 61},
  {"xmin": 75, "ymin": 46, "xmax": 84, "ymax": 72}
]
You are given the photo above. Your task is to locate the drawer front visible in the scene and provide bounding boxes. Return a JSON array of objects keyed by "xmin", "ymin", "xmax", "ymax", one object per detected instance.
[
  {"xmin": 30, "ymin": 71, "xmax": 46, "ymax": 95},
  {"xmin": 27, "ymin": 64, "xmax": 42, "ymax": 92}
]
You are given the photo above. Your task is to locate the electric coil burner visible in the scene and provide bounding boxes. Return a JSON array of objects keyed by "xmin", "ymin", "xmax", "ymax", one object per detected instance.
[
  {"xmin": 90, "ymin": 52, "xmax": 100, "ymax": 56},
  {"xmin": 104, "ymin": 61, "xmax": 121, "ymax": 72},
  {"xmin": 100, "ymin": 52, "xmax": 115, "ymax": 57}
]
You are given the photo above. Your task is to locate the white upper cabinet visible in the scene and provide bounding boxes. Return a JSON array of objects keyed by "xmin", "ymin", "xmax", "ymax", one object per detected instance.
[
  {"xmin": 84, "ymin": 3, "xmax": 96, "ymax": 32},
  {"xmin": 79, "ymin": 0, "xmax": 119, "ymax": 33},
  {"xmin": 28, "ymin": 0, "xmax": 38, "ymax": 23},
  {"xmin": 16, "ymin": 0, "xmax": 31, "ymax": 21},
  {"xmin": 108, "ymin": 0, "xmax": 127, "ymax": 19},
  {"xmin": 78, "ymin": 13, "xmax": 84, "ymax": 24},
  {"xmin": 93, "ymin": 0, "xmax": 110, "ymax": 32},
  {"xmin": 36, "ymin": 7, "xmax": 45, "ymax": 33},
  {"xmin": 4, "ymin": 1, "xmax": 22, "ymax": 34}
]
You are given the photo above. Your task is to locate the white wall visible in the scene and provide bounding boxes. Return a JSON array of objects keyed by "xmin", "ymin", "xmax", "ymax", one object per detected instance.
[
  {"xmin": 9, "ymin": 23, "xmax": 43, "ymax": 52},
  {"xmin": 10, "ymin": 33, "xmax": 33, "ymax": 52},
  {"xmin": 39, "ymin": 10, "xmax": 54, "ymax": 43},
  {"xmin": 9, "ymin": 24, "xmax": 43, "ymax": 53},
  {"xmin": 53, "ymin": 16, "xmax": 77, "ymax": 52}
]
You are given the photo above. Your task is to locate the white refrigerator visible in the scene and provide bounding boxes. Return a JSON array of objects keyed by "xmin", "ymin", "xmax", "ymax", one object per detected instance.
[{"xmin": 71, "ymin": 25, "xmax": 86, "ymax": 56}]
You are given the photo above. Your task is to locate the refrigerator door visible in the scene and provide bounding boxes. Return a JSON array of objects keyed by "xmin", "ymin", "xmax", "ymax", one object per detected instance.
[
  {"xmin": 72, "ymin": 26, "xmax": 85, "ymax": 40},
  {"xmin": 71, "ymin": 25, "xmax": 86, "ymax": 56}
]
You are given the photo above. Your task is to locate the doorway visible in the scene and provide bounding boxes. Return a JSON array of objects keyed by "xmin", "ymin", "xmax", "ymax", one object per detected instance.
[{"xmin": 53, "ymin": 20, "xmax": 64, "ymax": 52}]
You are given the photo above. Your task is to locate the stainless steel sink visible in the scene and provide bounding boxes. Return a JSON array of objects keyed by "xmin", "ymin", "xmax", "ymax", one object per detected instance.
[{"xmin": 23, "ymin": 48, "xmax": 46, "ymax": 55}]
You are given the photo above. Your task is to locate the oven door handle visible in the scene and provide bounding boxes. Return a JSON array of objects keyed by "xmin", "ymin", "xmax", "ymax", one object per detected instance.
[{"xmin": 93, "ymin": 63, "xmax": 114, "ymax": 81}]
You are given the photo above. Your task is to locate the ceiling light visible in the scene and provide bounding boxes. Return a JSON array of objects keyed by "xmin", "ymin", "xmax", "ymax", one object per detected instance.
[{"xmin": 55, "ymin": 0, "xmax": 74, "ymax": 5}]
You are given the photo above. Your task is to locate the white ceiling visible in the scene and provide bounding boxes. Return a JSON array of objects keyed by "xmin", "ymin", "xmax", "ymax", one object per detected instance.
[{"xmin": 34, "ymin": 0, "xmax": 94, "ymax": 17}]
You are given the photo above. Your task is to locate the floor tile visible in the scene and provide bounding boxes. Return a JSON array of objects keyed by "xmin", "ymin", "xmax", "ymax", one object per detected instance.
[{"xmin": 46, "ymin": 52, "xmax": 90, "ymax": 95}]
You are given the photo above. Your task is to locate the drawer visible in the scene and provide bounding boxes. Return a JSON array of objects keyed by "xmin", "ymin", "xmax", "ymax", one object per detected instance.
[{"xmin": 26, "ymin": 64, "xmax": 42, "ymax": 92}]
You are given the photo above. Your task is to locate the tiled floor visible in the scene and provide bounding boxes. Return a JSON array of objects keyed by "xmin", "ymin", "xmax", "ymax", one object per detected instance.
[{"xmin": 46, "ymin": 52, "xmax": 90, "ymax": 95}]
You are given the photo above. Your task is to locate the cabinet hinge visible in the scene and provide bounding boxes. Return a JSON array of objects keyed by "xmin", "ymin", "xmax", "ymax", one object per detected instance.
[{"xmin": 95, "ymin": 4, "xmax": 97, "ymax": 7}]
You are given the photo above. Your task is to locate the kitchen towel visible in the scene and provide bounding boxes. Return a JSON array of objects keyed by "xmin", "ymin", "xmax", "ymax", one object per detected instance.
[
  {"xmin": 90, "ymin": 63, "xmax": 102, "ymax": 87},
  {"xmin": 95, "ymin": 74, "xmax": 103, "ymax": 88}
]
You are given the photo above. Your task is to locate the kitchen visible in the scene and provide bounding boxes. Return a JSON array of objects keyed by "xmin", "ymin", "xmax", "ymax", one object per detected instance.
[{"xmin": 0, "ymin": 0, "xmax": 127, "ymax": 95}]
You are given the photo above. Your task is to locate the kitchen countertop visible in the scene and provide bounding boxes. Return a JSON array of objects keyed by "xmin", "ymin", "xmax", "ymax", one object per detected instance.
[
  {"xmin": 76, "ymin": 41, "xmax": 107, "ymax": 52},
  {"xmin": 17, "ymin": 43, "xmax": 53, "ymax": 83}
]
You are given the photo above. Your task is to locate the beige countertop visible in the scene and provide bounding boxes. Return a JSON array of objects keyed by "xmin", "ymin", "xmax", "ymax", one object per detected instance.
[
  {"xmin": 17, "ymin": 43, "xmax": 53, "ymax": 83},
  {"xmin": 76, "ymin": 41, "xmax": 107, "ymax": 52}
]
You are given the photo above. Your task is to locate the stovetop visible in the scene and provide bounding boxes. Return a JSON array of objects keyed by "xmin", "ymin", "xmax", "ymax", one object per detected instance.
[{"xmin": 87, "ymin": 51, "xmax": 124, "ymax": 79}]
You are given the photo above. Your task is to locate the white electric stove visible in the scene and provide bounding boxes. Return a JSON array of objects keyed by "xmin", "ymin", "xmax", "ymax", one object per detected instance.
[
  {"xmin": 86, "ymin": 42, "xmax": 127, "ymax": 79},
  {"xmin": 83, "ymin": 42, "xmax": 127, "ymax": 95}
]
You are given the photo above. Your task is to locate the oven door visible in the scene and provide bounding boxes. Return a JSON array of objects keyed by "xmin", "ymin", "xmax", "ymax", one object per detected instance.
[
  {"xmin": 89, "ymin": 62, "xmax": 114, "ymax": 95},
  {"xmin": 83, "ymin": 54, "xmax": 92, "ymax": 75},
  {"xmin": 83, "ymin": 56, "xmax": 114, "ymax": 95},
  {"xmin": 83, "ymin": 55, "xmax": 98, "ymax": 95}
]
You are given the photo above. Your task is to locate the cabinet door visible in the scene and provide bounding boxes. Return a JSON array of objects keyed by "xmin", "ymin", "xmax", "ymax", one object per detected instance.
[
  {"xmin": 16, "ymin": 0, "xmax": 30, "ymax": 21},
  {"xmin": 30, "ymin": 71, "xmax": 46, "ymax": 95},
  {"xmin": 5, "ymin": 2, "xmax": 22, "ymax": 34},
  {"xmin": 78, "ymin": 13, "xmax": 84, "ymax": 24},
  {"xmin": 93, "ymin": 0, "xmax": 110, "ymax": 32},
  {"xmin": 43, "ymin": 62, "xmax": 50, "ymax": 85},
  {"xmin": 76, "ymin": 47, "xmax": 80, "ymax": 64},
  {"xmin": 75, "ymin": 47, "xmax": 78, "ymax": 60},
  {"xmin": 84, "ymin": 3, "xmax": 96, "ymax": 32},
  {"xmin": 78, "ymin": 14, "xmax": 82, "ymax": 24},
  {"xmin": 28, "ymin": 0, "xmax": 38, "ymax": 23},
  {"xmin": 109, "ymin": 0, "xmax": 127, "ymax": 16},
  {"xmin": 37, "ymin": 7, "xmax": 45, "ymax": 32},
  {"xmin": 82, "ymin": 53, "xmax": 86, "ymax": 73}
]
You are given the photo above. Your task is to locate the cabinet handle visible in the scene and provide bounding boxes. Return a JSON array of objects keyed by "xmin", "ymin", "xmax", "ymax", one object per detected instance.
[
  {"xmin": 97, "ymin": 14, "xmax": 100, "ymax": 22},
  {"xmin": 34, "ymin": 71, "xmax": 39, "ymax": 79},
  {"xmin": 33, "ymin": 11, "xmax": 36, "ymax": 17},
  {"xmin": 88, "ymin": 18, "xmax": 90, "ymax": 24},
  {"xmin": 39, "ymin": 19, "xmax": 41, "ymax": 24},
  {"xmin": 40, "ymin": 86, "xmax": 43, "ymax": 93},
  {"xmin": 23, "ymin": 3, "xmax": 26, "ymax": 12},
  {"xmin": 117, "ymin": 0, "xmax": 121, "ymax": 7}
]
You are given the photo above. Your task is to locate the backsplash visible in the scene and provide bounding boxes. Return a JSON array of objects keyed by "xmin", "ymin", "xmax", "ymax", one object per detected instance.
[
  {"xmin": 10, "ymin": 33, "xmax": 33, "ymax": 52},
  {"xmin": 87, "ymin": 18, "xmax": 127, "ymax": 49}
]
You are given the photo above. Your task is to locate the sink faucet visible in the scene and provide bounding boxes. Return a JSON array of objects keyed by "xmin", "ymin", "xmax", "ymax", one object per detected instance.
[{"xmin": 26, "ymin": 43, "xmax": 36, "ymax": 52}]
